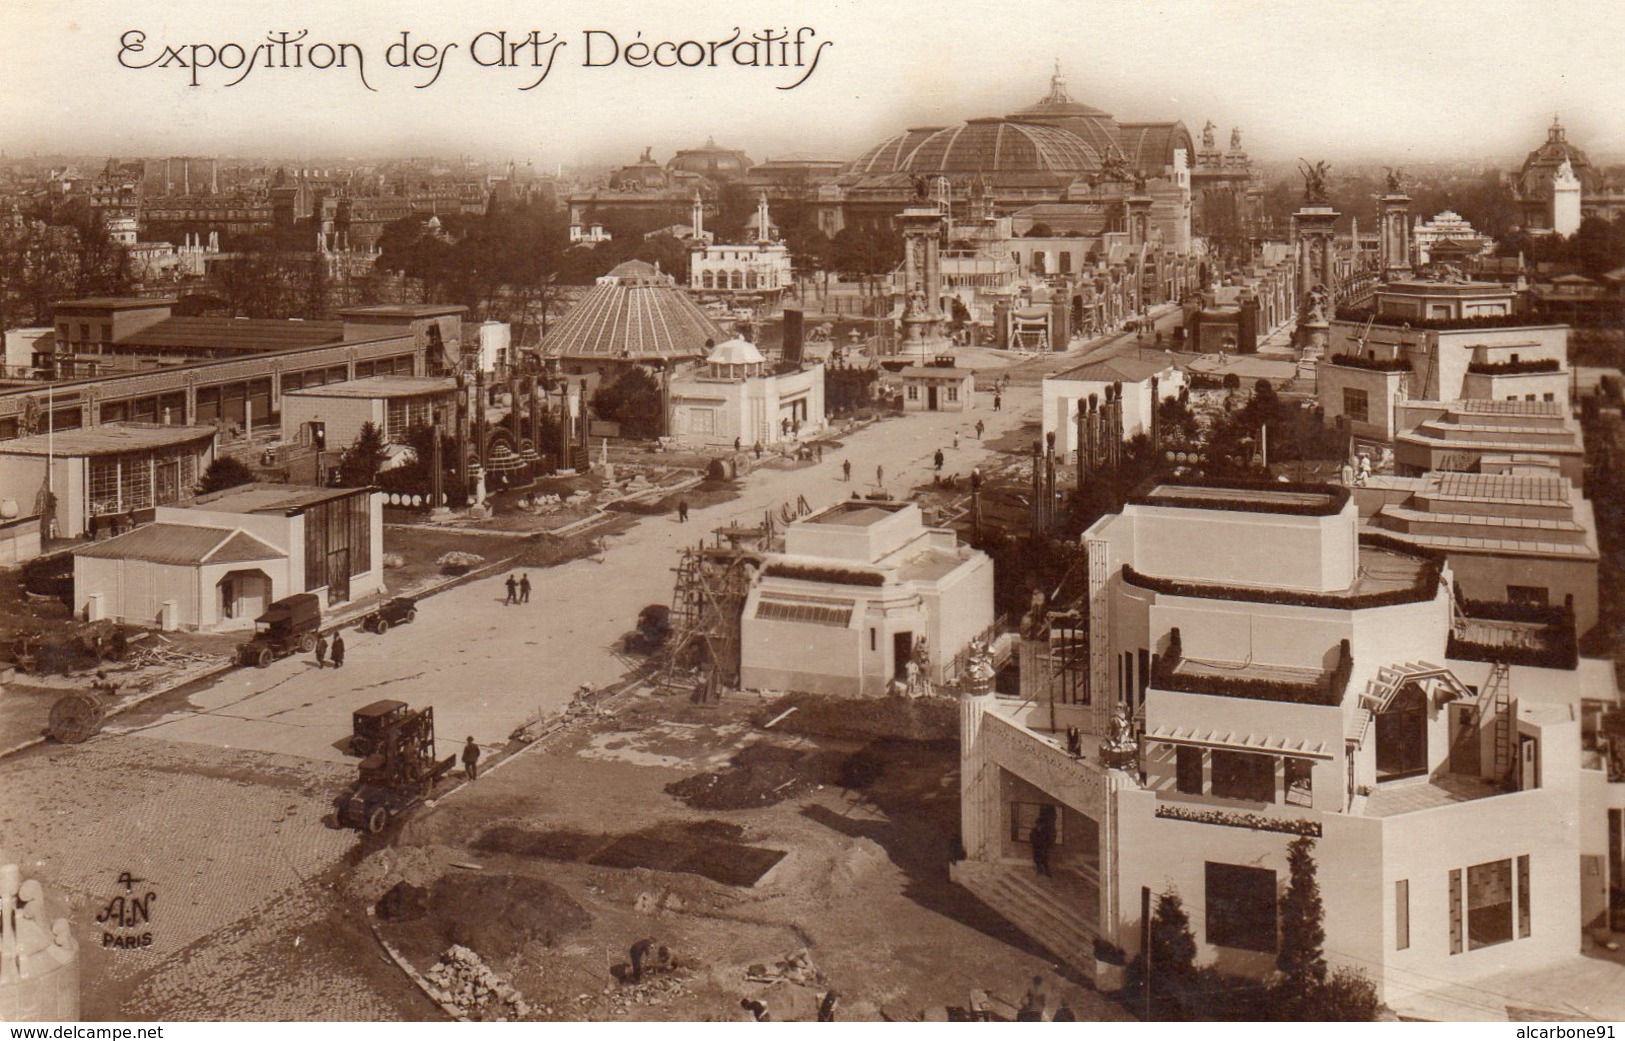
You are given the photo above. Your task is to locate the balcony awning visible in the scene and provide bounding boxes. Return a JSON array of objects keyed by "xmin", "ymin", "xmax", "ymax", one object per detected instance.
[{"xmin": 1146, "ymin": 724, "xmax": 1333, "ymax": 760}]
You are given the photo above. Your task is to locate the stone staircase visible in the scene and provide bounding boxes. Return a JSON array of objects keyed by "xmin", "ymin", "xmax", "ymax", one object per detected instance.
[{"xmin": 950, "ymin": 859, "xmax": 1100, "ymax": 981}]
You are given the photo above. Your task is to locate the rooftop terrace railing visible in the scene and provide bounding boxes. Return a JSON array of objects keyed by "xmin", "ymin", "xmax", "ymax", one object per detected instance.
[
  {"xmin": 1147, "ymin": 629, "xmax": 1351, "ymax": 707},
  {"xmin": 1334, "ymin": 307, "xmax": 1557, "ymax": 332},
  {"xmin": 1447, "ymin": 597, "xmax": 1578, "ymax": 670}
]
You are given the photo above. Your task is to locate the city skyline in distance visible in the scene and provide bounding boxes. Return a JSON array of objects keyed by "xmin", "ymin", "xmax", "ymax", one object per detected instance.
[{"xmin": 3, "ymin": 0, "xmax": 1623, "ymax": 170}]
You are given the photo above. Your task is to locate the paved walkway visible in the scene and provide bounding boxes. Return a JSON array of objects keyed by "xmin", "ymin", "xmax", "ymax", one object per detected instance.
[
  {"xmin": 107, "ymin": 381, "xmax": 1045, "ymax": 768},
  {"xmin": 1388, "ymin": 951, "xmax": 1625, "ymax": 1022}
]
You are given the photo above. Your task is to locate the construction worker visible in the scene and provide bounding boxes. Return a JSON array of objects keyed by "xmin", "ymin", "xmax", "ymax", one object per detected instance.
[
  {"xmin": 504, "ymin": 574, "xmax": 518, "ymax": 605},
  {"xmin": 462, "ymin": 737, "xmax": 481, "ymax": 780},
  {"xmin": 519, "ymin": 574, "xmax": 532, "ymax": 603}
]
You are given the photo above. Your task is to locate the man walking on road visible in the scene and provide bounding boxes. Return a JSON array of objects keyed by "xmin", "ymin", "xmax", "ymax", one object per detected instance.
[
  {"xmin": 934, "ymin": 448, "xmax": 945, "ymax": 472},
  {"xmin": 331, "ymin": 633, "xmax": 345, "ymax": 669},
  {"xmin": 975, "ymin": 419, "xmax": 985, "ymax": 439},
  {"xmin": 462, "ymin": 737, "xmax": 481, "ymax": 780},
  {"xmin": 678, "ymin": 499, "xmax": 690, "ymax": 523},
  {"xmin": 519, "ymin": 574, "xmax": 532, "ymax": 603},
  {"xmin": 876, "ymin": 464, "xmax": 884, "ymax": 487},
  {"xmin": 842, "ymin": 459, "xmax": 851, "ymax": 482},
  {"xmin": 314, "ymin": 633, "xmax": 328, "ymax": 669},
  {"xmin": 504, "ymin": 573, "xmax": 518, "ymax": 605},
  {"xmin": 993, "ymin": 392, "xmax": 1002, "ymax": 412}
]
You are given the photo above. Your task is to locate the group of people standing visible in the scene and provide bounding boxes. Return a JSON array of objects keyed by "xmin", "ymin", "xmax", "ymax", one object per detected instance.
[
  {"xmin": 313, "ymin": 632, "xmax": 345, "ymax": 669},
  {"xmin": 503, "ymin": 573, "xmax": 532, "ymax": 605}
]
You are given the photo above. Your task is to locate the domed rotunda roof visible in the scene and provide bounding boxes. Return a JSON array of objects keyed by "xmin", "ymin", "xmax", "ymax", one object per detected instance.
[{"xmin": 847, "ymin": 118, "xmax": 1101, "ymax": 180}]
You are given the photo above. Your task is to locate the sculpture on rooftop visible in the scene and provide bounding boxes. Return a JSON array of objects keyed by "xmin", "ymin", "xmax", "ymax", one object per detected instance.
[
  {"xmin": 1384, "ymin": 166, "xmax": 1405, "ymax": 194},
  {"xmin": 1230, "ymin": 126, "xmax": 1242, "ymax": 151},
  {"xmin": 1201, "ymin": 120, "xmax": 1216, "ymax": 150},
  {"xmin": 1299, "ymin": 159, "xmax": 1331, "ymax": 205}
]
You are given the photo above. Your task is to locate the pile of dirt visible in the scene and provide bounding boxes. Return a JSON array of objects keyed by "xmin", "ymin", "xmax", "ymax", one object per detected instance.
[
  {"xmin": 664, "ymin": 741, "xmax": 845, "ymax": 810},
  {"xmin": 475, "ymin": 820, "xmax": 786, "ymax": 888},
  {"xmin": 427, "ymin": 872, "xmax": 592, "ymax": 958},
  {"xmin": 752, "ymin": 694, "xmax": 959, "ymax": 743}
]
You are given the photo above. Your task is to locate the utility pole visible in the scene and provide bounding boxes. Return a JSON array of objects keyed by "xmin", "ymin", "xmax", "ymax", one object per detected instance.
[{"xmin": 1142, "ymin": 886, "xmax": 1154, "ymax": 1022}]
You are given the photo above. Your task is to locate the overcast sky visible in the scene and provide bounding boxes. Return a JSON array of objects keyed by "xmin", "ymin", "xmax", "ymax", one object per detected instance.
[{"xmin": 3, "ymin": 0, "xmax": 1622, "ymax": 169}]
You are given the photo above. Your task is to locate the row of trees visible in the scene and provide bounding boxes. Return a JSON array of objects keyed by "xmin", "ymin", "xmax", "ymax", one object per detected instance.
[
  {"xmin": 1134, "ymin": 837, "xmax": 1382, "ymax": 1020},
  {"xmin": 0, "ymin": 196, "xmax": 133, "ymax": 330},
  {"xmin": 1499, "ymin": 214, "xmax": 1625, "ymax": 279}
]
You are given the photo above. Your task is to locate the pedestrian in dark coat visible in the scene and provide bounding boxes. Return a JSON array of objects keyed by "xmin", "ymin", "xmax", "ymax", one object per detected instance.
[
  {"xmin": 1030, "ymin": 805, "xmax": 1056, "ymax": 876},
  {"xmin": 331, "ymin": 633, "xmax": 345, "ymax": 669},
  {"xmin": 842, "ymin": 459, "xmax": 851, "ymax": 482},
  {"xmin": 934, "ymin": 448, "xmax": 945, "ymax": 471},
  {"xmin": 314, "ymin": 633, "xmax": 328, "ymax": 669},
  {"xmin": 504, "ymin": 574, "xmax": 518, "ymax": 605},
  {"xmin": 519, "ymin": 574, "xmax": 531, "ymax": 603},
  {"xmin": 629, "ymin": 937, "xmax": 656, "ymax": 981},
  {"xmin": 678, "ymin": 499, "xmax": 690, "ymax": 523},
  {"xmin": 462, "ymin": 737, "xmax": 481, "ymax": 780}
]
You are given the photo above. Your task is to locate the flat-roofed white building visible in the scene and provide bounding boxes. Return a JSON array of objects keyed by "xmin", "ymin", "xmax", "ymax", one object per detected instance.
[
  {"xmin": 0, "ymin": 422, "xmax": 216, "ymax": 539},
  {"xmin": 953, "ymin": 477, "xmax": 1625, "ymax": 1017},
  {"xmin": 668, "ymin": 338, "xmax": 824, "ymax": 447},
  {"xmin": 740, "ymin": 500, "xmax": 993, "ymax": 696},
  {"xmin": 73, "ymin": 483, "xmax": 384, "ymax": 630},
  {"xmin": 280, "ymin": 375, "xmax": 459, "ymax": 454}
]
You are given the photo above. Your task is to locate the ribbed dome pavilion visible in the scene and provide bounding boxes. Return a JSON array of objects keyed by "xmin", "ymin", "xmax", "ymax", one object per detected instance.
[
  {"xmin": 1004, "ymin": 66, "xmax": 1120, "ymax": 156},
  {"xmin": 541, "ymin": 261, "xmax": 726, "ymax": 364},
  {"xmin": 847, "ymin": 118, "xmax": 1102, "ymax": 181},
  {"xmin": 843, "ymin": 67, "xmax": 1197, "ymax": 187}
]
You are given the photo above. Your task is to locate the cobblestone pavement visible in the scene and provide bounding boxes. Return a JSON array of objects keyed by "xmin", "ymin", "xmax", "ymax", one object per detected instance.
[
  {"xmin": 0, "ymin": 735, "xmax": 425, "ymax": 1020},
  {"xmin": 126, "ymin": 886, "xmax": 432, "ymax": 1020}
]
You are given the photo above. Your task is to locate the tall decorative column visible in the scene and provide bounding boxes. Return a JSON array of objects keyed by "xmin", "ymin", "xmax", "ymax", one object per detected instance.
[
  {"xmin": 1126, "ymin": 193, "xmax": 1153, "ymax": 249},
  {"xmin": 959, "ymin": 688, "xmax": 997, "ymax": 860},
  {"xmin": 1292, "ymin": 160, "xmax": 1338, "ymax": 357},
  {"xmin": 898, "ymin": 204, "xmax": 950, "ymax": 358},
  {"xmin": 1378, "ymin": 171, "xmax": 1413, "ymax": 280},
  {"xmin": 1086, "ymin": 535, "xmax": 1113, "ymax": 736}
]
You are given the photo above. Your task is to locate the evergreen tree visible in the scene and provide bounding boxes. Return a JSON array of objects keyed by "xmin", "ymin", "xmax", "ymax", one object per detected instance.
[
  {"xmin": 1150, "ymin": 888, "xmax": 1197, "ymax": 978},
  {"xmin": 197, "ymin": 456, "xmax": 256, "ymax": 495},
  {"xmin": 1278, "ymin": 835, "xmax": 1328, "ymax": 987},
  {"xmin": 337, "ymin": 421, "xmax": 390, "ymax": 487},
  {"xmin": 590, "ymin": 366, "xmax": 664, "ymax": 439}
]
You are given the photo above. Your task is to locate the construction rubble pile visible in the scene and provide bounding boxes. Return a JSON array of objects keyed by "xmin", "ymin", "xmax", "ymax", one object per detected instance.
[
  {"xmin": 424, "ymin": 944, "xmax": 532, "ymax": 1021},
  {"xmin": 746, "ymin": 948, "xmax": 823, "ymax": 987},
  {"xmin": 591, "ymin": 970, "xmax": 694, "ymax": 1016}
]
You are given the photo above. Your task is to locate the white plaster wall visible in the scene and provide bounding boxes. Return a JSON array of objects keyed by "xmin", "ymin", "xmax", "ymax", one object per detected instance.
[
  {"xmin": 279, "ymin": 392, "xmax": 383, "ymax": 449},
  {"xmin": 1126, "ymin": 504, "xmax": 1348, "ymax": 592}
]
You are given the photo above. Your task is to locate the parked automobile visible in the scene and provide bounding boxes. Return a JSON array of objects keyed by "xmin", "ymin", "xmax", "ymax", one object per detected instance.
[
  {"xmin": 237, "ymin": 593, "xmax": 321, "ymax": 668},
  {"xmin": 350, "ymin": 699, "xmax": 409, "ymax": 758},
  {"xmin": 362, "ymin": 596, "xmax": 418, "ymax": 635}
]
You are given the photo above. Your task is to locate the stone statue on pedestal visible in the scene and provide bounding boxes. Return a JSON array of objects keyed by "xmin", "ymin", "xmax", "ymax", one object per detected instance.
[{"xmin": 1298, "ymin": 159, "xmax": 1331, "ymax": 205}]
